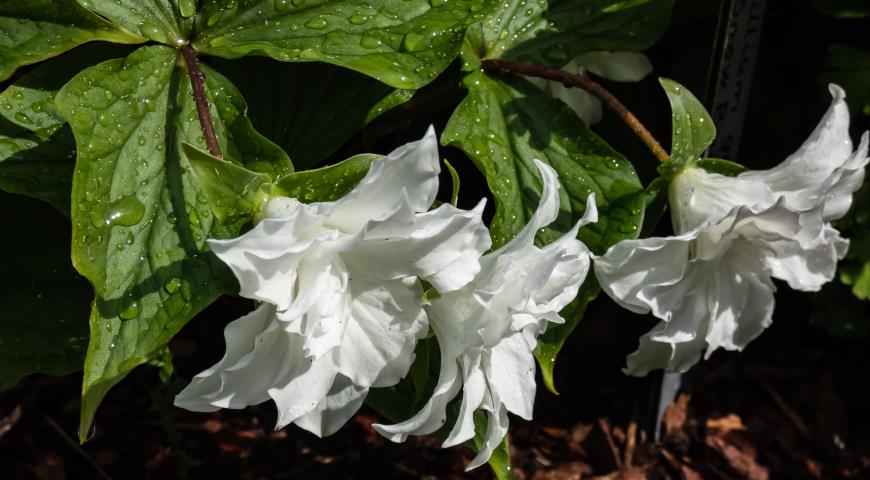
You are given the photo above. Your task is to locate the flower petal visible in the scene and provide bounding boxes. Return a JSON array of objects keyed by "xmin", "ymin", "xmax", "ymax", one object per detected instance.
[
  {"xmin": 740, "ymin": 84, "xmax": 860, "ymax": 216},
  {"xmin": 550, "ymin": 83, "xmax": 603, "ymax": 125},
  {"xmin": 174, "ymin": 303, "xmax": 276, "ymax": 412},
  {"xmin": 487, "ymin": 333, "xmax": 536, "ymax": 420},
  {"xmin": 343, "ymin": 199, "xmax": 491, "ymax": 293},
  {"xmin": 268, "ymin": 346, "xmax": 339, "ymax": 429},
  {"xmin": 335, "ymin": 276, "xmax": 428, "ymax": 388},
  {"xmin": 443, "ymin": 354, "xmax": 486, "ymax": 448},
  {"xmin": 574, "ymin": 51, "xmax": 653, "ymax": 82},
  {"xmin": 495, "ymin": 159, "xmax": 561, "ymax": 255},
  {"xmin": 669, "ymin": 167, "xmax": 774, "ymax": 233},
  {"xmin": 372, "ymin": 304, "xmax": 467, "ymax": 441},
  {"xmin": 594, "ymin": 234, "xmax": 695, "ymax": 317},
  {"xmin": 293, "ymin": 374, "xmax": 368, "ymax": 437},
  {"xmin": 465, "ymin": 405, "xmax": 510, "ymax": 471},
  {"xmin": 208, "ymin": 198, "xmax": 329, "ymax": 309},
  {"xmin": 326, "ymin": 126, "xmax": 440, "ymax": 231},
  {"xmin": 821, "ymin": 132, "xmax": 869, "ymax": 220}
]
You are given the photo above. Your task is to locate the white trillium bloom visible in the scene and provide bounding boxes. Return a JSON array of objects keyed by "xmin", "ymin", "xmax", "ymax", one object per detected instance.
[
  {"xmin": 374, "ymin": 160, "xmax": 598, "ymax": 469},
  {"xmin": 175, "ymin": 128, "xmax": 492, "ymax": 436},
  {"xmin": 528, "ymin": 51, "xmax": 653, "ymax": 124},
  {"xmin": 595, "ymin": 85, "xmax": 869, "ymax": 376}
]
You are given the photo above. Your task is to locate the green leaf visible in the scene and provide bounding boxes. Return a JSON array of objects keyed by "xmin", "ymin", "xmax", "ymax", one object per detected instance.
[
  {"xmin": 819, "ymin": 45, "xmax": 870, "ymax": 118},
  {"xmin": 0, "ymin": 0, "xmax": 143, "ymax": 81},
  {"xmin": 467, "ymin": 0, "xmax": 673, "ymax": 66},
  {"xmin": 837, "ymin": 182, "xmax": 870, "ymax": 301},
  {"xmin": 0, "ymin": 44, "xmax": 134, "ymax": 213},
  {"xmin": 658, "ymin": 78, "xmax": 715, "ymax": 172},
  {"xmin": 445, "ymin": 159, "xmax": 460, "ymax": 206},
  {"xmin": 443, "ymin": 71, "xmax": 644, "ymax": 391},
  {"xmin": 0, "ymin": 191, "xmax": 91, "ymax": 390},
  {"xmin": 214, "ymin": 56, "xmax": 413, "ymax": 169},
  {"xmin": 194, "ymin": 0, "xmax": 496, "ymax": 89},
  {"xmin": 80, "ymin": 0, "xmax": 193, "ymax": 45},
  {"xmin": 183, "ymin": 143, "xmax": 272, "ymax": 227},
  {"xmin": 639, "ymin": 176, "xmax": 668, "ymax": 237},
  {"xmin": 469, "ymin": 411, "xmax": 513, "ymax": 480},
  {"xmin": 275, "ymin": 153, "xmax": 377, "ymax": 202},
  {"xmin": 55, "ymin": 45, "xmax": 290, "ymax": 441},
  {"xmin": 696, "ymin": 157, "xmax": 746, "ymax": 176}
]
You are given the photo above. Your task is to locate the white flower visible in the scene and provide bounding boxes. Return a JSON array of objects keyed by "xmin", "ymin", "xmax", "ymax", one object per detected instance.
[
  {"xmin": 374, "ymin": 160, "xmax": 598, "ymax": 470},
  {"xmin": 529, "ymin": 51, "xmax": 653, "ymax": 124},
  {"xmin": 595, "ymin": 85, "xmax": 869, "ymax": 376},
  {"xmin": 174, "ymin": 128, "xmax": 492, "ymax": 436}
]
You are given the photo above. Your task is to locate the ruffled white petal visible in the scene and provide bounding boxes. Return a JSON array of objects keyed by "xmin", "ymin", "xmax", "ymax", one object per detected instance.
[
  {"xmin": 174, "ymin": 303, "xmax": 276, "ymax": 412},
  {"xmin": 604, "ymin": 198, "xmax": 846, "ymax": 376},
  {"xmin": 336, "ymin": 276, "xmax": 428, "ymax": 388},
  {"xmin": 181, "ymin": 127, "xmax": 495, "ymax": 438},
  {"xmin": 374, "ymin": 160, "xmax": 596, "ymax": 469},
  {"xmin": 487, "ymin": 333, "xmax": 536, "ymax": 420},
  {"xmin": 668, "ymin": 167, "xmax": 774, "ymax": 233},
  {"xmin": 342, "ymin": 198, "xmax": 490, "ymax": 293},
  {"xmin": 326, "ymin": 126, "xmax": 440, "ymax": 231},
  {"xmin": 208, "ymin": 199, "xmax": 329, "ymax": 309},
  {"xmin": 465, "ymin": 406, "xmax": 509, "ymax": 471},
  {"xmin": 740, "ymin": 85, "xmax": 867, "ymax": 219},
  {"xmin": 293, "ymin": 375, "xmax": 369, "ymax": 437}
]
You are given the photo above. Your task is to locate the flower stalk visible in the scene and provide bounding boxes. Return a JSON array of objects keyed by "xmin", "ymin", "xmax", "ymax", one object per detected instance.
[
  {"xmin": 181, "ymin": 44, "xmax": 222, "ymax": 159},
  {"xmin": 481, "ymin": 58, "xmax": 670, "ymax": 163}
]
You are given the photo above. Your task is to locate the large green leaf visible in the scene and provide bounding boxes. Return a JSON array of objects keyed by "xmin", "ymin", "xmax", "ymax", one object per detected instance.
[
  {"xmin": 214, "ymin": 56, "xmax": 413, "ymax": 169},
  {"xmin": 0, "ymin": 44, "xmax": 134, "ymax": 213},
  {"xmin": 79, "ymin": 0, "xmax": 193, "ymax": 44},
  {"xmin": 55, "ymin": 45, "xmax": 290, "ymax": 440},
  {"xmin": 0, "ymin": 0, "xmax": 143, "ymax": 81},
  {"xmin": 194, "ymin": 0, "xmax": 496, "ymax": 89},
  {"xmin": 443, "ymin": 71, "xmax": 644, "ymax": 391},
  {"xmin": 464, "ymin": 0, "xmax": 673, "ymax": 66},
  {"xmin": 0, "ymin": 191, "xmax": 91, "ymax": 390}
]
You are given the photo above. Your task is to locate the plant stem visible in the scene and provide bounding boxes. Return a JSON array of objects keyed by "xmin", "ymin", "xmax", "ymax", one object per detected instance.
[
  {"xmin": 180, "ymin": 44, "xmax": 222, "ymax": 159},
  {"xmin": 481, "ymin": 58, "xmax": 671, "ymax": 163}
]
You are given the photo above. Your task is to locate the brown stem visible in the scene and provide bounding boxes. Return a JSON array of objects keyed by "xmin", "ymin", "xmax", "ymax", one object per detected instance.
[
  {"xmin": 181, "ymin": 44, "xmax": 222, "ymax": 159},
  {"xmin": 481, "ymin": 58, "xmax": 670, "ymax": 163}
]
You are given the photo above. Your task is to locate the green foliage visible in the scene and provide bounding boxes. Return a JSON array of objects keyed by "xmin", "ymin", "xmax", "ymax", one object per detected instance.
[
  {"xmin": 194, "ymin": 0, "xmax": 497, "ymax": 89},
  {"xmin": 441, "ymin": 0, "xmax": 672, "ymax": 399},
  {"xmin": 444, "ymin": 72, "xmax": 644, "ymax": 252},
  {"xmin": 0, "ymin": 0, "xmax": 677, "ymax": 472},
  {"xmin": 465, "ymin": 0, "xmax": 673, "ymax": 66},
  {"xmin": 81, "ymin": 0, "xmax": 194, "ymax": 44},
  {"xmin": 55, "ymin": 45, "xmax": 289, "ymax": 440},
  {"xmin": 0, "ymin": 0, "xmax": 143, "ymax": 81},
  {"xmin": 0, "ymin": 191, "xmax": 91, "ymax": 389}
]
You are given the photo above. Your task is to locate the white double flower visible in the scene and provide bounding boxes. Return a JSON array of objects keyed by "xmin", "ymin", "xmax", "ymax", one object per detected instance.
[
  {"xmin": 375, "ymin": 160, "xmax": 597, "ymax": 469},
  {"xmin": 595, "ymin": 85, "xmax": 869, "ymax": 375},
  {"xmin": 174, "ymin": 128, "xmax": 491, "ymax": 436}
]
